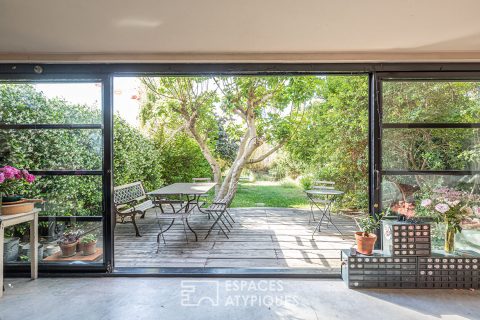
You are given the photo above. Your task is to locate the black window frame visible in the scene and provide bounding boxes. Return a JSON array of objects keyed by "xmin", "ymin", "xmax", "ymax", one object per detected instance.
[
  {"xmin": 375, "ymin": 71, "xmax": 480, "ymax": 248},
  {"xmin": 0, "ymin": 74, "xmax": 114, "ymax": 274},
  {"xmin": 0, "ymin": 63, "xmax": 480, "ymax": 277}
]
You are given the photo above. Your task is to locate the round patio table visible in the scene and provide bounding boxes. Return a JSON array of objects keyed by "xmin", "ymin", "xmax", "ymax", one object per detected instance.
[{"xmin": 305, "ymin": 189, "xmax": 345, "ymax": 239}]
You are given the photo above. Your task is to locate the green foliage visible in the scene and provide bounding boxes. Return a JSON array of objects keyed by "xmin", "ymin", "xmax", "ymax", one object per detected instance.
[
  {"xmin": 358, "ymin": 212, "xmax": 385, "ymax": 236},
  {"xmin": 0, "ymin": 84, "xmax": 164, "ymax": 223},
  {"xmin": 285, "ymin": 76, "xmax": 369, "ymax": 210},
  {"xmin": 299, "ymin": 176, "xmax": 313, "ymax": 190},
  {"xmin": 113, "ymin": 116, "xmax": 164, "ymax": 191},
  {"xmin": 157, "ymin": 133, "xmax": 212, "ymax": 184},
  {"xmin": 80, "ymin": 234, "xmax": 97, "ymax": 244}
]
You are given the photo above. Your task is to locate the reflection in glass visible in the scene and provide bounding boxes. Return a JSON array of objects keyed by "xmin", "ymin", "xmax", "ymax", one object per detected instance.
[
  {"xmin": 0, "ymin": 129, "xmax": 103, "ymax": 170},
  {"xmin": 382, "ymin": 175, "xmax": 480, "ymax": 254},
  {"xmin": 0, "ymin": 83, "xmax": 102, "ymax": 124},
  {"xmin": 3, "ymin": 221, "xmax": 103, "ymax": 265},
  {"xmin": 382, "ymin": 128, "xmax": 480, "ymax": 171},
  {"xmin": 382, "ymin": 81, "xmax": 480, "ymax": 123}
]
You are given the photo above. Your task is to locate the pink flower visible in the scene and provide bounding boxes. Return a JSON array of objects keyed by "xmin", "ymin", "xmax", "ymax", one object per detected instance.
[
  {"xmin": 22, "ymin": 169, "xmax": 29, "ymax": 178},
  {"xmin": 435, "ymin": 203, "xmax": 450, "ymax": 214},
  {"xmin": 1, "ymin": 166, "xmax": 16, "ymax": 179},
  {"xmin": 421, "ymin": 199, "xmax": 432, "ymax": 207},
  {"xmin": 0, "ymin": 172, "xmax": 4, "ymax": 184},
  {"xmin": 25, "ymin": 174, "xmax": 35, "ymax": 183}
]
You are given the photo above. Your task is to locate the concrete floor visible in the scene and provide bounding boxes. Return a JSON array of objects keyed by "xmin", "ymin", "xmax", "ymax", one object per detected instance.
[{"xmin": 1, "ymin": 278, "xmax": 479, "ymax": 320}]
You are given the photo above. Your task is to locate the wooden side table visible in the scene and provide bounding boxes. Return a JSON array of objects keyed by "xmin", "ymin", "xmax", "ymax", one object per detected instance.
[{"xmin": 0, "ymin": 210, "xmax": 39, "ymax": 298}]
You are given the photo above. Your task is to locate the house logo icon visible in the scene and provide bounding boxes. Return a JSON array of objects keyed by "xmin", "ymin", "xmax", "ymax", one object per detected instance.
[{"xmin": 181, "ymin": 280, "xmax": 220, "ymax": 307}]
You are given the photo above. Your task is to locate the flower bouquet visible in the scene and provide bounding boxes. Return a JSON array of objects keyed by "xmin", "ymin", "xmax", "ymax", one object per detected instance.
[{"xmin": 420, "ymin": 188, "xmax": 479, "ymax": 254}]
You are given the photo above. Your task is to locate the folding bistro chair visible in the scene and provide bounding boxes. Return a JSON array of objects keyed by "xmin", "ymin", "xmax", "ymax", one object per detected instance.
[
  {"xmin": 192, "ymin": 177, "xmax": 212, "ymax": 218},
  {"xmin": 309, "ymin": 180, "xmax": 335, "ymax": 223},
  {"xmin": 204, "ymin": 197, "xmax": 235, "ymax": 239}
]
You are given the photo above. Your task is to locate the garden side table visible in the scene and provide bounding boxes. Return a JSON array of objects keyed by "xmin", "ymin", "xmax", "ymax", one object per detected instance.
[
  {"xmin": 0, "ymin": 210, "xmax": 39, "ymax": 298},
  {"xmin": 305, "ymin": 189, "xmax": 344, "ymax": 239}
]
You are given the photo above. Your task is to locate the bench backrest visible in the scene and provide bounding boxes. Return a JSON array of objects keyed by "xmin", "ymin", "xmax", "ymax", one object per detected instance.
[
  {"xmin": 192, "ymin": 177, "xmax": 211, "ymax": 183},
  {"xmin": 114, "ymin": 181, "xmax": 147, "ymax": 205}
]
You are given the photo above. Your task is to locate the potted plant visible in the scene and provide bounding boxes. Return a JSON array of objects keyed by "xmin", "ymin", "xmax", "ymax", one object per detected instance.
[
  {"xmin": 0, "ymin": 166, "xmax": 36, "ymax": 203},
  {"xmin": 355, "ymin": 212, "xmax": 384, "ymax": 255},
  {"xmin": 57, "ymin": 230, "xmax": 80, "ymax": 258},
  {"xmin": 80, "ymin": 234, "xmax": 97, "ymax": 256}
]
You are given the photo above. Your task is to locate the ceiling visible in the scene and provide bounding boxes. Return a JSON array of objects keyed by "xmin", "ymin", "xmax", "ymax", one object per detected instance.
[{"xmin": 1, "ymin": 0, "xmax": 480, "ymax": 62}]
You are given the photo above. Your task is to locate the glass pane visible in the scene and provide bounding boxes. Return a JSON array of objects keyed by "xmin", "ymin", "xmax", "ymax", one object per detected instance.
[
  {"xmin": 3, "ymin": 220, "xmax": 103, "ymax": 265},
  {"xmin": 0, "ymin": 83, "xmax": 102, "ymax": 124},
  {"xmin": 382, "ymin": 128, "xmax": 480, "ymax": 171},
  {"xmin": 15, "ymin": 175, "xmax": 103, "ymax": 217},
  {"xmin": 382, "ymin": 81, "xmax": 480, "ymax": 123},
  {"xmin": 382, "ymin": 175, "xmax": 480, "ymax": 254},
  {"xmin": 0, "ymin": 129, "xmax": 103, "ymax": 170}
]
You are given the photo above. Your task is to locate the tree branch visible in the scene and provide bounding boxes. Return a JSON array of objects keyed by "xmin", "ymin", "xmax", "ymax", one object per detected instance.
[{"xmin": 247, "ymin": 141, "xmax": 286, "ymax": 164}]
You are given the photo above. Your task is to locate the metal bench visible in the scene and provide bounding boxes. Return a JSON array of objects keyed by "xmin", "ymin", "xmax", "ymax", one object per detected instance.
[{"xmin": 113, "ymin": 181, "xmax": 155, "ymax": 237}]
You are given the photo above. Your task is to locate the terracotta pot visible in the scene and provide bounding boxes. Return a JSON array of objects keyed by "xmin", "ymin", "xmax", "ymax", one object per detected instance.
[
  {"xmin": 82, "ymin": 241, "xmax": 97, "ymax": 256},
  {"xmin": 59, "ymin": 241, "xmax": 77, "ymax": 258},
  {"xmin": 355, "ymin": 232, "xmax": 377, "ymax": 255},
  {"xmin": 77, "ymin": 242, "xmax": 84, "ymax": 253}
]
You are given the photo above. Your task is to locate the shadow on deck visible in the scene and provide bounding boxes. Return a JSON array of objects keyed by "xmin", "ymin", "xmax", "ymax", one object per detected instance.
[{"xmin": 114, "ymin": 207, "xmax": 357, "ymax": 272}]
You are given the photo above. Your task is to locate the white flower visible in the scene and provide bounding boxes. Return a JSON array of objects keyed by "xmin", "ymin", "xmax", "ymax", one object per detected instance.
[
  {"xmin": 421, "ymin": 199, "xmax": 432, "ymax": 207},
  {"xmin": 474, "ymin": 206, "xmax": 480, "ymax": 217},
  {"xmin": 435, "ymin": 203, "xmax": 450, "ymax": 214}
]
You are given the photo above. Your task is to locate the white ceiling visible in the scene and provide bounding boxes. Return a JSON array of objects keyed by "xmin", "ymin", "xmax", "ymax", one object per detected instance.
[{"xmin": 1, "ymin": 0, "xmax": 480, "ymax": 62}]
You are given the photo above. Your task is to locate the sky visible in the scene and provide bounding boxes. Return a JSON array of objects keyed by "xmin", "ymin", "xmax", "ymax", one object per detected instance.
[{"xmin": 35, "ymin": 77, "xmax": 142, "ymax": 127}]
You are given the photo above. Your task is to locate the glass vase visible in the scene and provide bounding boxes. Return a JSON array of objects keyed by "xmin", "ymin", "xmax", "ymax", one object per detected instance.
[{"xmin": 444, "ymin": 224, "xmax": 455, "ymax": 254}]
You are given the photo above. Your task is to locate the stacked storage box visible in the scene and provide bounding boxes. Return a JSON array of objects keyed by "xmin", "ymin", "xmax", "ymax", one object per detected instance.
[
  {"xmin": 381, "ymin": 220, "xmax": 431, "ymax": 256},
  {"xmin": 341, "ymin": 251, "xmax": 417, "ymax": 288},
  {"xmin": 341, "ymin": 221, "xmax": 480, "ymax": 289},
  {"xmin": 418, "ymin": 256, "xmax": 479, "ymax": 289}
]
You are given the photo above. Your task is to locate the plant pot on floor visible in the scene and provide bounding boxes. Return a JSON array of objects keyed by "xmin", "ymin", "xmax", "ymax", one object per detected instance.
[
  {"xmin": 59, "ymin": 241, "xmax": 78, "ymax": 258},
  {"xmin": 355, "ymin": 232, "xmax": 377, "ymax": 255},
  {"xmin": 82, "ymin": 241, "xmax": 97, "ymax": 256},
  {"xmin": 19, "ymin": 242, "xmax": 44, "ymax": 262},
  {"xmin": 3, "ymin": 237, "xmax": 20, "ymax": 262}
]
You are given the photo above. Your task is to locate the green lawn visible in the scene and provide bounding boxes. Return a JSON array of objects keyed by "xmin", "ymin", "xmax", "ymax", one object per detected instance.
[{"xmin": 230, "ymin": 181, "xmax": 309, "ymax": 208}]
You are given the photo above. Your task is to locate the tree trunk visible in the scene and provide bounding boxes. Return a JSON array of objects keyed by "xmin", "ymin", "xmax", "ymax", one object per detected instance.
[
  {"xmin": 217, "ymin": 110, "xmax": 261, "ymax": 203},
  {"xmin": 187, "ymin": 125, "xmax": 222, "ymax": 193}
]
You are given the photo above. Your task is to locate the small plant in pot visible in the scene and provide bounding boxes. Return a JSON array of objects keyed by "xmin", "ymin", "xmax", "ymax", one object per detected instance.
[
  {"xmin": 355, "ymin": 212, "xmax": 384, "ymax": 255},
  {"xmin": 80, "ymin": 234, "xmax": 97, "ymax": 256},
  {"xmin": 57, "ymin": 231, "xmax": 80, "ymax": 258}
]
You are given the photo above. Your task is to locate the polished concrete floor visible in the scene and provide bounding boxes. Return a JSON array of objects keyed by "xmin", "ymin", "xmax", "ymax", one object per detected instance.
[{"xmin": 1, "ymin": 278, "xmax": 479, "ymax": 320}]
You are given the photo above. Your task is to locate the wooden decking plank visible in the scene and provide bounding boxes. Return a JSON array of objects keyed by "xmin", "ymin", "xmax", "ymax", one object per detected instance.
[{"xmin": 115, "ymin": 207, "xmax": 358, "ymax": 270}]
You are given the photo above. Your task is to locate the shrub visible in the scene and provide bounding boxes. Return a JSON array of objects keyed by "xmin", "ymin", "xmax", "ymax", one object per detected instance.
[{"xmin": 299, "ymin": 175, "xmax": 313, "ymax": 190}]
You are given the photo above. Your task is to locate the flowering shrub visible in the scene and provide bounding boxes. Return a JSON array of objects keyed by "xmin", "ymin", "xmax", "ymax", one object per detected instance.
[{"xmin": 0, "ymin": 165, "xmax": 36, "ymax": 196}]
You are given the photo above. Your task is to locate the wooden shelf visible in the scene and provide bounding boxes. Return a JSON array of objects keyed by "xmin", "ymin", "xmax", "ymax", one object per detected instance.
[{"xmin": 44, "ymin": 248, "xmax": 103, "ymax": 262}]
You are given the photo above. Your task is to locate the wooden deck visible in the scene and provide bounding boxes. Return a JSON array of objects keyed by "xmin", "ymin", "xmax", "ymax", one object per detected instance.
[{"xmin": 114, "ymin": 207, "xmax": 357, "ymax": 272}]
